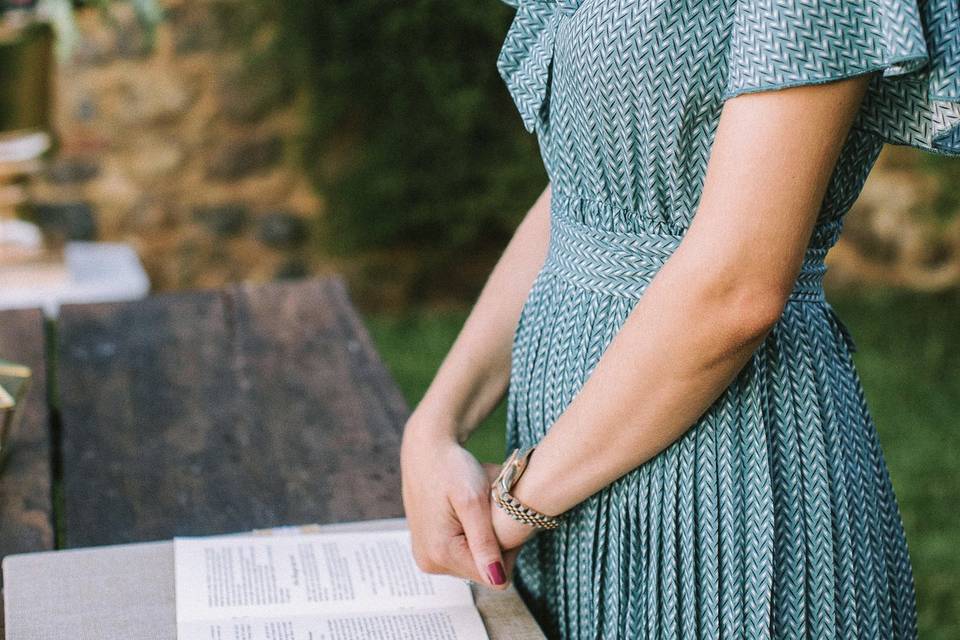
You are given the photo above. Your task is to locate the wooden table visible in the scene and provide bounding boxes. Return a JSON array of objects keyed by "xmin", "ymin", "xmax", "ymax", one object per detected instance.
[{"xmin": 0, "ymin": 277, "xmax": 410, "ymax": 636}]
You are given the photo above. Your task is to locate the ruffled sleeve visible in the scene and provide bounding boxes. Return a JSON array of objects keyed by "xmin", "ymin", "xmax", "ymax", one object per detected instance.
[{"xmin": 723, "ymin": 0, "xmax": 960, "ymax": 156}]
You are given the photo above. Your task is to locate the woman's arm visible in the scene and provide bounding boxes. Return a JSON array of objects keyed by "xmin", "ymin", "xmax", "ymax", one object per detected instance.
[
  {"xmin": 400, "ymin": 183, "xmax": 552, "ymax": 589},
  {"xmin": 407, "ymin": 183, "xmax": 552, "ymax": 443},
  {"xmin": 491, "ymin": 73, "xmax": 876, "ymax": 552}
]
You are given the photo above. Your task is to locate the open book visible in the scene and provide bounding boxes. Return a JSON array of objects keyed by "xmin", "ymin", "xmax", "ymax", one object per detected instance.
[
  {"xmin": 174, "ymin": 528, "xmax": 491, "ymax": 640},
  {"xmin": 2, "ymin": 517, "xmax": 544, "ymax": 639}
]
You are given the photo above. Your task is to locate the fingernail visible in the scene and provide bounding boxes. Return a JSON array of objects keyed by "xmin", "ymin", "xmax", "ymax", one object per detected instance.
[{"xmin": 487, "ymin": 561, "xmax": 506, "ymax": 586}]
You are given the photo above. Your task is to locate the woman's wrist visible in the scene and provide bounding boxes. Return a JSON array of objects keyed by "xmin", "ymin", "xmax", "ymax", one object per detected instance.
[
  {"xmin": 490, "ymin": 496, "xmax": 541, "ymax": 549},
  {"xmin": 402, "ymin": 404, "xmax": 472, "ymax": 448},
  {"xmin": 505, "ymin": 444, "xmax": 570, "ymax": 518}
]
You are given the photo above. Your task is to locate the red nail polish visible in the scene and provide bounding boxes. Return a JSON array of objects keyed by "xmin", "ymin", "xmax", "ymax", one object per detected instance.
[{"xmin": 487, "ymin": 561, "xmax": 506, "ymax": 586}]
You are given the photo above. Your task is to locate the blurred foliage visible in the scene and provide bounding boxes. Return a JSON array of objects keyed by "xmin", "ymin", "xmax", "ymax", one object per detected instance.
[
  {"xmin": 364, "ymin": 305, "xmax": 509, "ymax": 462},
  {"xmin": 0, "ymin": 20, "xmax": 53, "ymax": 131},
  {"xmin": 275, "ymin": 0, "xmax": 546, "ymax": 298},
  {"xmin": 916, "ymin": 152, "xmax": 960, "ymax": 224},
  {"xmin": 273, "ymin": 2, "xmax": 960, "ymax": 307},
  {"xmin": 831, "ymin": 288, "xmax": 960, "ymax": 639}
]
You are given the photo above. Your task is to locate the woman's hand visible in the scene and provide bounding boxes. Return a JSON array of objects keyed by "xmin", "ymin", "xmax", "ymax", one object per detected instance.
[
  {"xmin": 400, "ymin": 420, "xmax": 511, "ymax": 590},
  {"xmin": 489, "ymin": 494, "xmax": 539, "ymax": 551},
  {"xmin": 487, "ymin": 483, "xmax": 538, "ymax": 583}
]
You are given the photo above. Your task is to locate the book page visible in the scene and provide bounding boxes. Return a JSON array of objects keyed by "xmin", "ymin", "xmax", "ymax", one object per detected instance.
[
  {"xmin": 177, "ymin": 607, "xmax": 487, "ymax": 640},
  {"xmin": 174, "ymin": 529, "xmax": 489, "ymax": 640}
]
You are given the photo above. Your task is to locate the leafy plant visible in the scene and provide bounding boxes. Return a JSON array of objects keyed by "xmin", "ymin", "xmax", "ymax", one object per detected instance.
[{"xmin": 275, "ymin": 0, "xmax": 548, "ymax": 301}]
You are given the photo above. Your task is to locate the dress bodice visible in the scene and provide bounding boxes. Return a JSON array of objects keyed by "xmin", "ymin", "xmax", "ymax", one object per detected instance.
[{"xmin": 496, "ymin": 0, "xmax": 960, "ymax": 252}]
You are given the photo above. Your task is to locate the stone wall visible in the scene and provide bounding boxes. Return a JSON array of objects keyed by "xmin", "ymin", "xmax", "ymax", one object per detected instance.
[
  {"xmin": 27, "ymin": 0, "xmax": 324, "ymax": 291},
  {"xmin": 828, "ymin": 147, "xmax": 960, "ymax": 293},
  {"xmin": 21, "ymin": 0, "xmax": 960, "ymax": 298}
]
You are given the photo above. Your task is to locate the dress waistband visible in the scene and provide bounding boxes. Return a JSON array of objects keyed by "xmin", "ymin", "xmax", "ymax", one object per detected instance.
[{"xmin": 542, "ymin": 207, "xmax": 828, "ymax": 303}]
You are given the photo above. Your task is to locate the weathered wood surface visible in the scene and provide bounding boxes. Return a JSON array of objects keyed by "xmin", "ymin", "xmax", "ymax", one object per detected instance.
[
  {"xmin": 0, "ymin": 308, "xmax": 53, "ymax": 585},
  {"xmin": 57, "ymin": 277, "xmax": 410, "ymax": 548}
]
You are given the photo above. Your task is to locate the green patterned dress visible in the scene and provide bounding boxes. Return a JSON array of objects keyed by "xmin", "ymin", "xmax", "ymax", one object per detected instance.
[{"xmin": 494, "ymin": 0, "xmax": 960, "ymax": 637}]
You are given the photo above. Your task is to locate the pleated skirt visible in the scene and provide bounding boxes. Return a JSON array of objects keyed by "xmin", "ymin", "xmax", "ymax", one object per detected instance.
[{"xmin": 504, "ymin": 263, "xmax": 919, "ymax": 639}]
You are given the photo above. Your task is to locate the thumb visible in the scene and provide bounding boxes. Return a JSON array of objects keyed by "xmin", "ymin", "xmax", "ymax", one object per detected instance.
[{"xmin": 457, "ymin": 494, "xmax": 509, "ymax": 590}]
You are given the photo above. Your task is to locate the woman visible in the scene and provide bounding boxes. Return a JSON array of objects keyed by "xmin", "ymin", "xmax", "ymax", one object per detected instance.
[{"xmin": 401, "ymin": 0, "xmax": 959, "ymax": 637}]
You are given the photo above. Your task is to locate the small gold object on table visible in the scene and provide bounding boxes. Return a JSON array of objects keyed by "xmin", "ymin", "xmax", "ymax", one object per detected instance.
[{"xmin": 0, "ymin": 358, "xmax": 32, "ymax": 468}]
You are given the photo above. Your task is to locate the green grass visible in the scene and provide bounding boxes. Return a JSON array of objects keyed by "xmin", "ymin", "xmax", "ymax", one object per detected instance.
[
  {"xmin": 363, "ymin": 287, "xmax": 960, "ymax": 638},
  {"xmin": 362, "ymin": 308, "xmax": 508, "ymax": 464},
  {"xmin": 832, "ymin": 288, "xmax": 960, "ymax": 639}
]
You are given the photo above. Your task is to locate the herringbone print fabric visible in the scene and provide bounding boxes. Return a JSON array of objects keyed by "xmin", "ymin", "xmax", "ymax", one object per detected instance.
[{"xmin": 494, "ymin": 0, "xmax": 960, "ymax": 638}]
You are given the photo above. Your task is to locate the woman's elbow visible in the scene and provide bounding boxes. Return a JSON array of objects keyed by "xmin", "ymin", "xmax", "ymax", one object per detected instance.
[
  {"xmin": 676, "ymin": 242, "xmax": 795, "ymax": 345},
  {"xmin": 726, "ymin": 282, "xmax": 788, "ymax": 342},
  {"xmin": 694, "ymin": 271, "xmax": 787, "ymax": 346}
]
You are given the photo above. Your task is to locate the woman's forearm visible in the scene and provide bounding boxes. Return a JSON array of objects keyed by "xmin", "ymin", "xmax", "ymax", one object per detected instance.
[
  {"xmin": 507, "ymin": 233, "xmax": 783, "ymax": 516},
  {"xmin": 409, "ymin": 184, "xmax": 553, "ymax": 444},
  {"xmin": 504, "ymin": 75, "xmax": 874, "ymax": 521}
]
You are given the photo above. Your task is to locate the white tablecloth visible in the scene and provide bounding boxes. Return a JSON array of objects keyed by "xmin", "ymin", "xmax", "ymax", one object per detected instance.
[{"xmin": 0, "ymin": 241, "xmax": 150, "ymax": 317}]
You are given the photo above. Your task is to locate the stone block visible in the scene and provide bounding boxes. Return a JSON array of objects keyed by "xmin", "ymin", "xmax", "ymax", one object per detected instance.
[
  {"xmin": 257, "ymin": 211, "xmax": 308, "ymax": 249},
  {"xmin": 113, "ymin": 71, "xmax": 196, "ymax": 125},
  {"xmin": 193, "ymin": 204, "xmax": 249, "ymax": 237},
  {"xmin": 45, "ymin": 158, "xmax": 100, "ymax": 185},
  {"xmin": 218, "ymin": 62, "xmax": 294, "ymax": 123},
  {"xmin": 206, "ymin": 136, "xmax": 283, "ymax": 181},
  {"xmin": 170, "ymin": 1, "xmax": 267, "ymax": 54},
  {"xmin": 31, "ymin": 202, "xmax": 98, "ymax": 242},
  {"xmin": 275, "ymin": 259, "xmax": 309, "ymax": 280},
  {"xmin": 128, "ymin": 138, "xmax": 185, "ymax": 180},
  {"xmin": 70, "ymin": 3, "xmax": 153, "ymax": 66}
]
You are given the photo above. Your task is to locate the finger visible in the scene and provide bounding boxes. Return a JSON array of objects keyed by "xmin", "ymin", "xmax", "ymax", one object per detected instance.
[
  {"xmin": 456, "ymin": 492, "xmax": 509, "ymax": 589},
  {"xmin": 416, "ymin": 522, "xmax": 486, "ymax": 584},
  {"xmin": 444, "ymin": 531, "xmax": 489, "ymax": 585},
  {"xmin": 502, "ymin": 546, "xmax": 521, "ymax": 580},
  {"xmin": 413, "ymin": 505, "xmax": 485, "ymax": 584}
]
